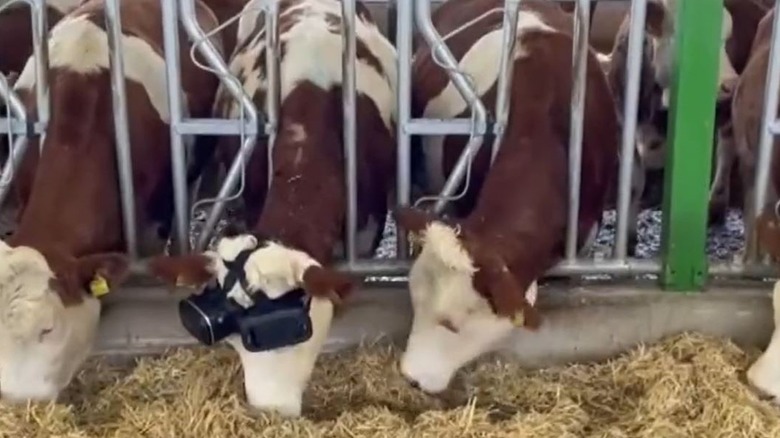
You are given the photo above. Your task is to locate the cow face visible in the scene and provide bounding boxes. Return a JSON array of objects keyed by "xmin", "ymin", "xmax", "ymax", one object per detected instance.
[
  {"xmin": 0, "ymin": 241, "xmax": 128, "ymax": 403},
  {"xmin": 394, "ymin": 208, "xmax": 539, "ymax": 394},
  {"xmin": 149, "ymin": 232, "xmax": 354, "ymax": 417},
  {"xmin": 746, "ymin": 280, "xmax": 780, "ymax": 404}
]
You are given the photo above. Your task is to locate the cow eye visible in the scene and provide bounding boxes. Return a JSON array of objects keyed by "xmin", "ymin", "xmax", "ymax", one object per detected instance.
[{"xmin": 39, "ymin": 327, "xmax": 53, "ymax": 341}]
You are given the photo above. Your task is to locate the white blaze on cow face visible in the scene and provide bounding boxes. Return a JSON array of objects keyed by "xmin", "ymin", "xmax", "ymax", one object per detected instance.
[
  {"xmin": 206, "ymin": 235, "xmax": 335, "ymax": 417},
  {"xmin": 399, "ymin": 223, "xmax": 537, "ymax": 394},
  {"xmin": 747, "ymin": 281, "xmax": 780, "ymax": 404},
  {"xmin": 0, "ymin": 245, "xmax": 100, "ymax": 403}
]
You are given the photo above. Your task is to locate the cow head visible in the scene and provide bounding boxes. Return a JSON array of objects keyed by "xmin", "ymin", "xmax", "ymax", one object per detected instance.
[
  {"xmin": 0, "ymin": 240, "xmax": 129, "ymax": 403},
  {"xmin": 148, "ymin": 230, "xmax": 354, "ymax": 417},
  {"xmin": 607, "ymin": 0, "xmax": 737, "ymax": 171},
  {"xmin": 394, "ymin": 207, "xmax": 539, "ymax": 394}
]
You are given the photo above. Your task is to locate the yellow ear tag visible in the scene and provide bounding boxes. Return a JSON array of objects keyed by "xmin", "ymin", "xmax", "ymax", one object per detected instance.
[
  {"xmin": 511, "ymin": 311, "xmax": 525, "ymax": 327},
  {"xmin": 89, "ymin": 275, "xmax": 110, "ymax": 298}
]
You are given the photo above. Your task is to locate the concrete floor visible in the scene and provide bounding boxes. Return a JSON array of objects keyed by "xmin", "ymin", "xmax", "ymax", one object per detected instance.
[{"xmin": 94, "ymin": 281, "xmax": 776, "ymax": 367}]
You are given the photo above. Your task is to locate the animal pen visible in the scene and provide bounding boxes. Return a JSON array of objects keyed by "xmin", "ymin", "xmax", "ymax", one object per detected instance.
[{"xmin": 2, "ymin": 0, "xmax": 780, "ymax": 436}]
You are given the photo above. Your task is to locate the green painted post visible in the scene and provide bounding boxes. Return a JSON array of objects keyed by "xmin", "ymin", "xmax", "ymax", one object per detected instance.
[{"xmin": 660, "ymin": 0, "xmax": 723, "ymax": 291}]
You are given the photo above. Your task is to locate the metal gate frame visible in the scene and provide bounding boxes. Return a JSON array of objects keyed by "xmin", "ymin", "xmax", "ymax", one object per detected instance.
[{"xmin": 0, "ymin": 0, "xmax": 768, "ymax": 292}]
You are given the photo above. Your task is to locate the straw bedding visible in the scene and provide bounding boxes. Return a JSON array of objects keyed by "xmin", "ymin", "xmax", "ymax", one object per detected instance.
[{"xmin": 1, "ymin": 332, "xmax": 778, "ymax": 438}]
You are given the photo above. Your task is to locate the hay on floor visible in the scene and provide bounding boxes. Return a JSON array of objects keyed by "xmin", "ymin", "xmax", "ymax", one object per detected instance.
[{"xmin": 1, "ymin": 332, "xmax": 778, "ymax": 438}]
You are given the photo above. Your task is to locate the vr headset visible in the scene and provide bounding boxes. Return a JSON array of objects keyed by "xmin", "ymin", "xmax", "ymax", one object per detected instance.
[{"xmin": 177, "ymin": 247, "xmax": 313, "ymax": 352}]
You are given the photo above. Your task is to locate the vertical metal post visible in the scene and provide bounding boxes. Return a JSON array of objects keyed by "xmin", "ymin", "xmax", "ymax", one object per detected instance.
[
  {"xmin": 395, "ymin": 0, "xmax": 412, "ymax": 258},
  {"xmin": 161, "ymin": 0, "xmax": 190, "ymax": 255},
  {"xmin": 342, "ymin": 0, "xmax": 358, "ymax": 264},
  {"xmin": 414, "ymin": 0, "xmax": 487, "ymax": 214},
  {"xmin": 29, "ymin": 0, "xmax": 49, "ymax": 149},
  {"xmin": 660, "ymin": 0, "xmax": 722, "ymax": 290},
  {"xmin": 613, "ymin": 0, "xmax": 647, "ymax": 261},
  {"xmin": 565, "ymin": 0, "xmax": 590, "ymax": 260},
  {"xmin": 265, "ymin": 1, "xmax": 279, "ymax": 189},
  {"xmin": 490, "ymin": 0, "xmax": 520, "ymax": 164},
  {"xmin": 749, "ymin": 8, "xmax": 780, "ymax": 262},
  {"xmin": 104, "ymin": 0, "xmax": 139, "ymax": 259},
  {"xmin": 179, "ymin": 0, "xmax": 262, "ymax": 251}
]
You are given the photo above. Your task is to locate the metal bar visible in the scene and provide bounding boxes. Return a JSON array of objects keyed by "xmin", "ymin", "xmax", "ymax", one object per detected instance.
[
  {"xmin": 660, "ymin": 0, "xmax": 722, "ymax": 290},
  {"xmin": 342, "ymin": 0, "xmax": 359, "ymax": 264},
  {"xmin": 395, "ymin": 0, "xmax": 412, "ymax": 259},
  {"xmin": 405, "ymin": 118, "xmax": 498, "ymax": 135},
  {"xmin": 161, "ymin": 0, "xmax": 189, "ymax": 255},
  {"xmin": 265, "ymin": 0, "xmax": 279, "ymax": 189},
  {"xmin": 105, "ymin": 0, "xmax": 139, "ymax": 259},
  {"xmin": 173, "ymin": 119, "xmax": 260, "ymax": 136},
  {"xmin": 0, "ymin": 120, "xmax": 45, "ymax": 135},
  {"xmin": 749, "ymin": 7, "xmax": 780, "ymax": 262},
  {"xmin": 0, "ymin": 0, "xmax": 49, "ymax": 206},
  {"xmin": 708, "ymin": 262, "xmax": 779, "ymax": 279},
  {"xmin": 0, "ymin": 76, "xmax": 27, "ymax": 124},
  {"xmin": 334, "ymin": 258, "xmax": 662, "ymax": 278},
  {"xmin": 29, "ymin": 0, "xmax": 49, "ymax": 150},
  {"xmin": 565, "ymin": 0, "xmax": 590, "ymax": 260},
  {"xmin": 414, "ymin": 0, "xmax": 488, "ymax": 214},
  {"xmin": 0, "ymin": 74, "xmax": 26, "ymax": 193},
  {"xmin": 769, "ymin": 119, "xmax": 780, "ymax": 135},
  {"xmin": 490, "ymin": 0, "xmax": 520, "ymax": 164},
  {"xmin": 0, "ymin": 137, "xmax": 27, "ymax": 201},
  {"xmin": 612, "ymin": 0, "xmax": 646, "ymax": 261},
  {"xmin": 178, "ymin": 0, "xmax": 263, "ymax": 251}
]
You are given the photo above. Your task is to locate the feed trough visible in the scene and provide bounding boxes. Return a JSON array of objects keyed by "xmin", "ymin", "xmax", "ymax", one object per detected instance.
[{"xmin": 1, "ymin": 333, "xmax": 778, "ymax": 438}]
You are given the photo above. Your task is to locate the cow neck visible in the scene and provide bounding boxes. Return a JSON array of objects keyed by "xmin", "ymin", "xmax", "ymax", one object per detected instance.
[{"xmin": 252, "ymin": 179, "xmax": 343, "ymax": 265}]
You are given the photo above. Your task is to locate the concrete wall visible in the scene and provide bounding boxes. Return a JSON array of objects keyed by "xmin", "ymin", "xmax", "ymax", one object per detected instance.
[{"xmin": 96, "ymin": 283, "xmax": 776, "ymax": 367}]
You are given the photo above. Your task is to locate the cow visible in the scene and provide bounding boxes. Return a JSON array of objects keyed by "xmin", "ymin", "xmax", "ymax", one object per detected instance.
[
  {"xmin": 145, "ymin": 0, "xmax": 397, "ymax": 418},
  {"xmin": 749, "ymin": 213, "xmax": 780, "ymax": 402},
  {"xmin": 0, "ymin": 0, "xmax": 227, "ymax": 403},
  {"xmin": 721, "ymin": 7, "xmax": 780, "ymax": 264},
  {"xmin": 393, "ymin": 0, "xmax": 619, "ymax": 394},
  {"xmin": 603, "ymin": 0, "xmax": 769, "ymax": 226}
]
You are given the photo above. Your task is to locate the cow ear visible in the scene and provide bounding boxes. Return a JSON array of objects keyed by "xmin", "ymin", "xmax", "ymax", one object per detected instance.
[
  {"xmin": 75, "ymin": 253, "xmax": 131, "ymax": 294},
  {"xmin": 393, "ymin": 206, "xmax": 436, "ymax": 235},
  {"xmin": 148, "ymin": 254, "xmax": 215, "ymax": 288},
  {"xmin": 301, "ymin": 265, "xmax": 356, "ymax": 304}
]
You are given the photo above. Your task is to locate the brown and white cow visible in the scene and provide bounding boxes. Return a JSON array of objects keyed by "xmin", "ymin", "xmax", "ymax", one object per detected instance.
[
  {"xmin": 146, "ymin": 0, "xmax": 397, "ymax": 417},
  {"xmin": 725, "ymin": 8, "xmax": 780, "ymax": 258},
  {"xmin": 750, "ymin": 206, "xmax": 780, "ymax": 402},
  {"xmin": 604, "ymin": 0, "xmax": 768, "ymax": 222},
  {"xmin": 394, "ymin": 0, "xmax": 619, "ymax": 394},
  {"xmin": 0, "ymin": 0, "xmax": 226, "ymax": 403}
]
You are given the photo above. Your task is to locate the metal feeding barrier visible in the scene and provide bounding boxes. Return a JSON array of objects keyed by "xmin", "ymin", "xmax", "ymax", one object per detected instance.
[
  {"xmin": 0, "ymin": 0, "xmax": 49, "ymax": 204},
  {"xmin": 0, "ymin": 0, "xmax": 772, "ymax": 289}
]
